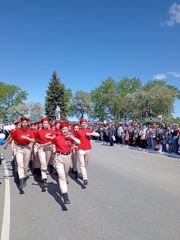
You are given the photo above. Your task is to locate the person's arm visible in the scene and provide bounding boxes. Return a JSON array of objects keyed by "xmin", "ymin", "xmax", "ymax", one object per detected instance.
[
  {"xmin": 65, "ymin": 134, "xmax": 81, "ymax": 145},
  {"xmin": 4, "ymin": 136, "xmax": 13, "ymax": 149},
  {"xmin": 21, "ymin": 135, "xmax": 35, "ymax": 143},
  {"xmin": 36, "ymin": 141, "xmax": 52, "ymax": 149},
  {"xmin": 86, "ymin": 131, "xmax": 99, "ymax": 137}
]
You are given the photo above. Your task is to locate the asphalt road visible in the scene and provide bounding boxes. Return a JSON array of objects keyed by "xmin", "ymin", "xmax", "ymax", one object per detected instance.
[{"xmin": 1, "ymin": 142, "xmax": 180, "ymax": 240}]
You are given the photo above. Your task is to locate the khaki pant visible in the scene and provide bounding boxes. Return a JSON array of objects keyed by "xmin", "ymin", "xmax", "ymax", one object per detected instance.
[
  {"xmin": 78, "ymin": 149, "xmax": 90, "ymax": 180},
  {"xmin": 15, "ymin": 145, "xmax": 31, "ymax": 179},
  {"xmin": 37, "ymin": 144, "xmax": 53, "ymax": 180},
  {"xmin": 32, "ymin": 143, "xmax": 41, "ymax": 169},
  {"xmin": 54, "ymin": 153, "xmax": 71, "ymax": 194}
]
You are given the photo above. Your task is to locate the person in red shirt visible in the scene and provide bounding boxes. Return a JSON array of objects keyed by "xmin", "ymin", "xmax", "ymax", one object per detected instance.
[
  {"xmin": 71, "ymin": 123, "xmax": 80, "ymax": 179},
  {"xmin": 47, "ymin": 121, "xmax": 80, "ymax": 204},
  {"xmin": 30, "ymin": 122, "xmax": 41, "ymax": 181},
  {"xmin": 4, "ymin": 117, "xmax": 35, "ymax": 191},
  {"xmin": 35, "ymin": 117, "xmax": 54, "ymax": 190},
  {"xmin": 76, "ymin": 119, "xmax": 99, "ymax": 186}
]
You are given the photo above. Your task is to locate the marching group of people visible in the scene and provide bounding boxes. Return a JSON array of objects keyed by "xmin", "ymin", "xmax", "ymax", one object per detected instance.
[
  {"xmin": 96, "ymin": 121, "xmax": 180, "ymax": 154},
  {"xmin": 2, "ymin": 117, "xmax": 99, "ymax": 204},
  {"xmin": 1, "ymin": 117, "xmax": 180, "ymax": 203}
]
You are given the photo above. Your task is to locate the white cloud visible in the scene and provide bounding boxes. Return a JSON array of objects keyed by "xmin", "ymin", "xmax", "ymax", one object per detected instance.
[
  {"xmin": 168, "ymin": 71, "xmax": 180, "ymax": 77},
  {"xmin": 162, "ymin": 2, "xmax": 180, "ymax": 26},
  {"xmin": 153, "ymin": 71, "xmax": 180, "ymax": 80},
  {"xmin": 153, "ymin": 73, "xmax": 167, "ymax": 80}
]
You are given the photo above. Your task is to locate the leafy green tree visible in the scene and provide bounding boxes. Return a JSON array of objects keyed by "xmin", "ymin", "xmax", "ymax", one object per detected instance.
[
  {"xmin": 7, "ymin": 104, "xmax": 29, "ymax": 121},
  {"xmin": 7, "ymin": 102, "xmax": 44, "ymax": 122},
  {"xmin": 71, "ymin": 91, "xmax": 92, "ymax": 119},
  {"xmin": 45, "ymin": 71, "xmax": 71, "ymax": 121},
  {"xmin": 117, "ymin": 77, "xmax": 142, "ymax": 96},
  {"xmin": 28, "ymin": 102, "xmax": 44, "ymax": 121},
  {"xmin": 91, "ymin": 77, "xmax": 142, "ymax": 122},
  {"xmin": 141, "ymin": 80, "xmax": 180, "ymax": 118},
  {"xmin": 91, "ymin": 77, "xmax": 117, "ymax": 121},
  {"xmin": 0, "ymin": 82, "xmax": 27, "ymax": 120}
]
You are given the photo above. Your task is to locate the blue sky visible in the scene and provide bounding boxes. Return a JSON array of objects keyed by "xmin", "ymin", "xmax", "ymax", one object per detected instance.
[{"xmin": 0, "ymin": 0, "xmax": 180, "ymax": 117}]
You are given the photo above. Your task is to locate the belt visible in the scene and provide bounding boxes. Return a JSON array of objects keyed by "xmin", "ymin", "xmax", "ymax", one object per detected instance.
[
  {"xmin": 16, "ymin": 144, "xmax": 29, "ymax": 147},
  {"xmin": 56, "ymin": 152, "xmax": 71, "ymax": 155}
]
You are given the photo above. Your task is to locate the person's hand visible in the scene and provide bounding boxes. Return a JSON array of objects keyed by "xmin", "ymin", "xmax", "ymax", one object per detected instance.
[
  {"xmin": 21, "ymin": 135, "xmax": 28, "ymax": 139},
  {"xmin": 65, "ymin": 133, "xmax": 72, "ymax": 139},
  {"xmin": 86, "ymin": 132, "xmax": 91, "ymax": 136}
]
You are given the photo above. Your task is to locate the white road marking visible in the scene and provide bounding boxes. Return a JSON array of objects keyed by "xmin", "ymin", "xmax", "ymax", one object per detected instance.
[{"xmin": 0, "ymin": 160, "xmax": 10, "ymax": 240}]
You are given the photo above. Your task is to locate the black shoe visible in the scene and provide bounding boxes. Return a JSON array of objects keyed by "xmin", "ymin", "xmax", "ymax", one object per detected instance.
[
  {"xmin": 62, "ymin": 193, "xmax": 71, "ymax": 204},
  {"xmin": 83, "ymin": 180, "xmax": 88, "ymax": 186},
  {"xmin": 42, "ymin": 179, "xmax": 47, "ymax": 188},
  {"xmin": 19, "ymin": 178, "xmax": 26, "ymax": 189}
]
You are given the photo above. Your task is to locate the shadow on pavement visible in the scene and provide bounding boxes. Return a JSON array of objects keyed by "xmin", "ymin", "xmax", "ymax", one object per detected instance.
[{"xmin": 47, "ymin": 182, "xmax": 68, "ymax": 211}]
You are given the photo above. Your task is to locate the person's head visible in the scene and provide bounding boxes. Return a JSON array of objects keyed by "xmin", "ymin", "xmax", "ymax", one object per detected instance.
[
  {"xmin": 20, "ymin": 117, "xmax": 30, "ymax": 128},
  {"xmin": 30, "ymin": 122, "xmax": 36, "ymax": 130},
  {"xmin": 60, "ymin": 121, "xmax": 69, "ymax": 136},
  {"xmin": 41, "ymin": 118, "xmax": 50, "ymax": 129},
  {"xmin": 79, "ymin": 119, "xmax": 88, "ymax": 129},
  {"xmin": 54, "ymin": 120, "xmax": 61, "ymax": 130},
  {"xmin": 50, "ymin": 123, "xmax": 55, "ymax": 130},
  {"xmin": 73, "ymin": 123, "xmax": 80, "ymax": 131}
]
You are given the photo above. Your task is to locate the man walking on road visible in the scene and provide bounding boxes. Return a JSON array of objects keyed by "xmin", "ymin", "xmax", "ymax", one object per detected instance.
[
  {"xmin": 76, "ymin": 119, "xmax": 99, "ymax": 186},
  {"xmin": 4, "ymin": 117, "xmax": 35, "ymax": 191}
]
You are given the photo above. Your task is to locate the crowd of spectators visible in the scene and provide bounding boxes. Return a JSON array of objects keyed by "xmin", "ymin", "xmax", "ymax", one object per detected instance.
[
  {"xmin": 0, "ymin": 119, "xmax": 180, "ymax": 156},
  {"xmin": 94, "ymin": 121, "xmax": 180, "ymax": 155}
]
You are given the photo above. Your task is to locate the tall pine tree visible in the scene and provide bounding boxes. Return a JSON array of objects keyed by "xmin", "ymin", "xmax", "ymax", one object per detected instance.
[{"xmin": 45, "ymin": 71, "xmax": 70, "ymax": 121}]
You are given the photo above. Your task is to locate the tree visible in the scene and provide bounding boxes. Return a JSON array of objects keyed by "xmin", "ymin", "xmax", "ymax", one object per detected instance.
[
  {"xmin": 71, "ymin": 91, "xmax": 92, "ymax": 119},
  {"xmin": 45, "ymin": 71, "xmax": 71, "ymax": 121},
  {"xmin": 27, "ymin": 102, "xmax": 44, "ymax": 121},
  {"xmin": 141, "ymin": 80, "xmax": 180, "ymax": 118},
  {"xmin": 117, "ymin": 77, "xmax": 142, "ymax": 96},
  {"xmin": 0, "ymin": 82, "xmax": 27, "ymax": 120},
  {"xmin": 7, "ymin": 102, "xmax": 44, "ymax": 122},
  {"xmin": 91, "ymin": 77, "xmax": 117, "ymax": 121},
  {"xmin": 91, "ymin": 77, "xmax": 142, "ymax": 122}
]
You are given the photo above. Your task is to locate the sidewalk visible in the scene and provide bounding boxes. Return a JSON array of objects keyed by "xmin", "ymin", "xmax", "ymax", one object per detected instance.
[
  {"xmin": 95, "ymin": 140, "xmax": 180, "ymax": 159},
  {"xmin": 118, "ymin": 144, "xmax": 180, "ymax": 159}
]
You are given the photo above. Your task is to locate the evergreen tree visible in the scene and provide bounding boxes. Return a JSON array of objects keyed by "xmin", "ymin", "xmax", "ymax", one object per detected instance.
[{"xmin": 45, "ymin": 71, "xmax": 69, "ymax": 121}]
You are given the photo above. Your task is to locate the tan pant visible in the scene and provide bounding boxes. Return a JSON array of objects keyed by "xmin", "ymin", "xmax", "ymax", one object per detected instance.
[
  {"xmin": 37, "ymin": 144, "xmax": 53, "ymax": 179},
  {"xmin": 71, "ymin": 152, "xmax": 78, "ymax": 171},
  {"xmin": 54, "ymin": 153, "xmax": 71, "ymax": 194},
  {"xmin": 32, "ymin": 143, "xmax": 41, "ymax": 169},
  {"xmin": 78, "ymin": 150, "xmax": 90, "ymax": 180},
  {"xmin": 15, "ymin": 145, "xmax": 31, "ymax": 179}
]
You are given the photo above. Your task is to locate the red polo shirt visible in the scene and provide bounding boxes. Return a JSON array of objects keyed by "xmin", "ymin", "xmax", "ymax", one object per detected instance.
[
  {"xmin": 51, "ymin": 135, "xmax": 74, "ymax": 153},
  {"xmin": 12, "ymin": 128, "xmax": 35, "ymax": 145},
  {"xmin": 35, "ymin": 129, "xmax": 54, "ymax": 144},
  {"xmin": 76, "ymin": 129, "xmax": 93, "ymax": 150}
]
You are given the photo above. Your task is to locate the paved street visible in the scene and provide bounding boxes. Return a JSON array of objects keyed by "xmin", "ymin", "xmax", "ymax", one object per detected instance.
[{"xmin": 1, "ymin": 142, "xmax": 180, "ymax": 240}]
